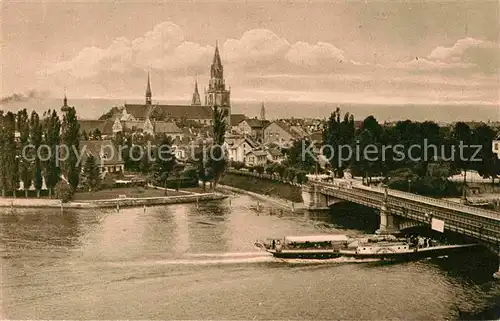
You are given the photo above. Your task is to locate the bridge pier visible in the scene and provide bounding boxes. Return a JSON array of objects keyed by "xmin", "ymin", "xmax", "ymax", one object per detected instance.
[
  {"xmin": 301, "ymin": 185, "xmax": 332, "ymax": 213},
  {"xmin": 375, "ymin": 205, "xmax": 400, "ymax": 235},
  {"xmin": 494, "ymin": 247, "xmax": 500, "ymax": 280}
]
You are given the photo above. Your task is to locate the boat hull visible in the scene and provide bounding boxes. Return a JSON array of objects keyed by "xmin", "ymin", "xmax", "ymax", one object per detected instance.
[
  {"xmin": 339, "ymin": 244, "xmax": 478, "ymax": 260},
  {"xmin": 266, "ymin": 250, "xmax": 342, "ymax": 259}
]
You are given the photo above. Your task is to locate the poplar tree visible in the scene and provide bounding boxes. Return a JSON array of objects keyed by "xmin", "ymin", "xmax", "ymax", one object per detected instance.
[
  {"xmin": 62, "ymin": 107, "xmax": 81, "ymax": 191},
  {"xmin": 43, "ymin": 110, "xmax": 60, "ymax": 197},
  {"xmin": 17, "ymin": 109, "xmax": 31, "ymax": 197},
  {"xmin": 0, "ymin": 111, "xmax": 6, "ymax": 196},
  {"xmin": 207, "ymin": 106, "xmax": 227, "ymax": 189},
  {"xmin": 30, "ymin": 111, "xmax": 44, "ymax": 198}
]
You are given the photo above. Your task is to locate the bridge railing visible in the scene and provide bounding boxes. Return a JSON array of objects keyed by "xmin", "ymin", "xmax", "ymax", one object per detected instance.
[{"xmin": 310, "ymin": 179, "xmax": 500, "ymax": 221}]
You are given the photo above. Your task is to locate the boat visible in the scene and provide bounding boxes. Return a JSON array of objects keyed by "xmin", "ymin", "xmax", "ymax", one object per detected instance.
[
  {"xmin": 254, "ymin": 234, "xmax": 349, "ymax": 259},
  {"xmin": 339, "ymin": 236, "xmax": 478, "ymax": 260}
]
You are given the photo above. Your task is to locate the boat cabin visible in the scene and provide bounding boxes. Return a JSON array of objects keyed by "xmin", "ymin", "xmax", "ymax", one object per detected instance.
[
  {"xmin": 356, "ymin": 242, "xmax": 410, "ymax": 255},
  {"xmin": 283, "ymin": 235, "xmax": 349, "ymax": 249}
]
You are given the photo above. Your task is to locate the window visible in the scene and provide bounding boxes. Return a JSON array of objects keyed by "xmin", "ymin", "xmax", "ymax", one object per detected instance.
[{"xmin": 495, "ymin": 142, "xmax": 499, "ymax": 151}]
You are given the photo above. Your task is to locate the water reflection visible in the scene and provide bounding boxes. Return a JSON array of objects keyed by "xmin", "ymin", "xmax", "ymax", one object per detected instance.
[{"xmin": 1, "ymin": 194, "xmax": 500, "ymax": 320}]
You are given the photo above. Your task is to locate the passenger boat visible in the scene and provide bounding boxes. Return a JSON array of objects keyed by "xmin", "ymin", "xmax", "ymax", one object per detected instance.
[
  {"xmin": 339, "ymin": 236, "xmax": 478, "ymax": 260},
  {"xmin": 254, "ymin": 235, "xmax": 349, "ymax": 259}
]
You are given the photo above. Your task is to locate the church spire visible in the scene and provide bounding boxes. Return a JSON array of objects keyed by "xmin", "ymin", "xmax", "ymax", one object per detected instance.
[
  {"xmin": 260, "ymin": 102, "xmax": 266, "ymax": 121},
  {"xmin": 191, "ymin": 78, "xmax": 201, "ymax": 106},
  {"xmin": 61, "ymin": 89, "xmax": 70, "ymax": 112},
  {"xmin": 213, "ymin": 41, "xmax": 222, "ymax": 67},
  {"xmin": 145, "ymin": 71, "xmax": 152, "ymax": 105}
]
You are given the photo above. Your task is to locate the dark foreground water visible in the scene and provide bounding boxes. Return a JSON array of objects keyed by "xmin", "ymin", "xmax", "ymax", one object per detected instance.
[{"xmin": 1, "ymin": 193, "xmax": 500, "ymax": 320}]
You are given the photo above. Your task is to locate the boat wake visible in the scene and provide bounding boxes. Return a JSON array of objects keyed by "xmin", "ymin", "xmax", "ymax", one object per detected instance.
[{"xmin": 278, "ymin": 256, "xmax": 382, "ymax": 264}]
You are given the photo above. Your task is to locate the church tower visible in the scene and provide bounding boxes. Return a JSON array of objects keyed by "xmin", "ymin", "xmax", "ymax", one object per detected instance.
[
  {"xmin": 260, "ymin": 102, "xmax": 266, "ymax": 121},
  {"xmin": 205, "ymin": 42, "xmax": 231, "ymax": 126},
  {"xmin": 145, "ymin": 72, "xmax": 152, "ymax": 105},
  {"xmin": 191, "ymin": 79, "xmax": 201, "ymax": 106},
  {"xmin": 61, "ymin": 93, "xmax": 70, "ymax": 113}
]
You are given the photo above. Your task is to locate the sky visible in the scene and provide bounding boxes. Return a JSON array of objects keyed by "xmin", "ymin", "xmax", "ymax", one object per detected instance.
[{"xmin": 1, "ymin": 0, "xmax": 499, "ymax": 106}]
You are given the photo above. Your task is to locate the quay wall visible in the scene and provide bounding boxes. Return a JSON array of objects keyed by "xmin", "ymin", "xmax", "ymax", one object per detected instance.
[
  {"xmin": 0, "ymin": 193, "xmax": 227, "ymax": 210},
  {"xmin": 217, "ymin": 183, "xmax": 303, "ymax": 212},
  {"xmin": 220, "ymin": 170, "xmax": 304, "ymax": 203}
]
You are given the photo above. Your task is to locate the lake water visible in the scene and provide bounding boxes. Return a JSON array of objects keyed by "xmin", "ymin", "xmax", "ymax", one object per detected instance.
[
  {"xmin": 1, "ymin": 98, "xmax": 499, "ymax": 123},
  {"xmin": 1, "ymin": 193, "xmax": 500, "ymax": 319}
]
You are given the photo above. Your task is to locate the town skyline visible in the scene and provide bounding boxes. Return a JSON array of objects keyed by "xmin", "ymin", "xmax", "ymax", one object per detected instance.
[{"xmin": 1, "ymin": 1, "xmax": 499, "ymax": 106}]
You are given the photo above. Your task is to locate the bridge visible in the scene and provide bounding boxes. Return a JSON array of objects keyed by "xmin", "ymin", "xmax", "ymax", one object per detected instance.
[{"xmin": 302, "ymin": 179, "xmax": 500, "ymax": 278}]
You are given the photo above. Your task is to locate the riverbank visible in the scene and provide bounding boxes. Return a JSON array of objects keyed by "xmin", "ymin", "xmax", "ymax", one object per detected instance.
[
  {"xmin": 0, "ymin": 188, "xmax": 227, "ymax": 209},
  {"xmin": 217, "ymin": 183, "xmax": 304, "ymax": 212}
]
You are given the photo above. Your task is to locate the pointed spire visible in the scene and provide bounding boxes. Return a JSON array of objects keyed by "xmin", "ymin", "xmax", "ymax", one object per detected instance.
[
  {"xmin": 192, "ymin": 77, "xmax": 201, "ymax": 106},
  {"xmin": 145, "ymin": 71, "xmax": 152, "ymax": 105},
  {"xmin": 146, "ymin": 71, "xmax": 152, "ymax": 95},
  {"xmin": 213, "ymin": 40, "xmax": 222, "ymax": 67},
  {"xmin": 260, "ymin": 101, "xmax": 266, "ymax": 121}
]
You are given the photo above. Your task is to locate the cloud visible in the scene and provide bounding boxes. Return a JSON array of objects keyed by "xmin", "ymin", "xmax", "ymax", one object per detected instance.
[
  {"xmin": 44, "ymin": 22, "xmax": 213, "ymax": 79},
  {"xmin": 428, "ymin": 38, "xmax": 500, "ymax": 74},
  {"xmin": 36, "ymin": 23, "xmax": 498, "ymax": 105},
  {"xmin": 223, "ymin": 29, "xmax": 290, "ymax": 68},
  {"xmin": 285, "ymin": 41, "xmax": 345, "ymax": 66}
]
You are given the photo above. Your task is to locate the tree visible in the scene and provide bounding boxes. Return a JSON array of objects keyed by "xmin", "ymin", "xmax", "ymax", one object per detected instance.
[
  {"xmin": 17, "ymin": 109, "xmax": 31, "ymax": 197},
  {"xmin": 152, "ymin": 135, "xmax": 176, "ymax": 195},
  {"xmin": 0, "ymin": 111, "xmax": 6, "ymax": 196},
  {"xmin": 472, "ymin": 124, "xmax": 498, "ymax": 183},
  {"xmin": 231, "ymin": 161, "xmax": 245, "ymax": 170},
  {"xmin": 82, "ymin": 154, "xmax": 101, "ymax": 192},
  {"xmin": 207, "ymin": 106, "xmax": 228, "ymax": 189},
  {"xmin": 55, "ymin": 179, "xmax": 74, "ymax": 203},
  {"xmin": 322, "ymin": 108, "xmax": 355, "ymax": 177},
  {"xmin": 254, "ymin": 165, "xmax": 264, "ymax": 175},
  {"xmin": 62, "ymin": 107, "xmax": 81, "ymax": 191},
  {"xmin": 265, "ymin": 164, "xmax": 275, "ymax": 175},
  {"xmin": 274, "ymin": 164, "xmax": 286, "ymax": 180},
  {"xmin": 43, "ymin": 110, "xmax": 61, "ymax": 197},
  {"xmin": 451, "ymin": 122, "xmax": 472, "ymax": 198},
  {"xmin": 287, "ymin": 139, "xmax": 318, "ymax": 173},
  {"xmin": 0, "ymin": 112, "xmax": 18, "ymax": 197},
  {"xmin": 29, "ymin": 111, "xmax": 44, "ymax": 198}
]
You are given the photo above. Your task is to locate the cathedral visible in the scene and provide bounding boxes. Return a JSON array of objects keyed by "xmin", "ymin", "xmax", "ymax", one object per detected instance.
[{"xmin": 121, "ymin": 43, "xmax": 232, "ymax": 127}]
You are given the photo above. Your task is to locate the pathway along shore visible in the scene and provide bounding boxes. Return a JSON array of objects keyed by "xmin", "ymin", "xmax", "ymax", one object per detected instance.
[{"xmin": 0, "ymin": 192, "xmax": 227, "ymax": 209}]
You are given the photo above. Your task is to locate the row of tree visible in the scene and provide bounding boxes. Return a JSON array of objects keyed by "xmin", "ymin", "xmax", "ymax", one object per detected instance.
[
  {"xmin": 283, "ymin": 108, "xmax": 499, "ymax": 196},
  {"xmin": 231, "ymin": 161, "xmax": 309, "ymax": 184},
  {"xmin": 0, "ymin": 107, "xmax": 82, "ymax": 198}
]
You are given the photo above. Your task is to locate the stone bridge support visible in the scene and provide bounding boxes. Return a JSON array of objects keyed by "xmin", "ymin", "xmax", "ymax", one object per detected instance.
[
  {"xmin": 302, "ymin": 185, "xmax": 342, "ymax": 212},
  {"xmin": 375, "ymin": 204, "xmax": 401, "ymax": 235},
  {"xmin": 494, "ymin": 246, "xmax": 500, "ymax": 279}
]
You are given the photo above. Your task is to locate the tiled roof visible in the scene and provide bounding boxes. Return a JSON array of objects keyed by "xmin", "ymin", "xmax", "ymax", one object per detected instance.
[
  {"xmin": 80, "ymin": 140, "xmax": 124, "ymax": 166},
  {"xmin": 231, "ymin": 114, "xmax": 247, "ymax": 126},
  {"xmin": 79, "ymin": 120, "xmax": 106, "ymax": 134},
  {"xmin": 243, "ymin": 118, "xmax": 265, "ymax": 128},
  {"xmin": 124, "ymin": 104, "xmax": 213, "ymax": 120},
  {"xmin": 153, "ymin": 121, "xmax": 183, "ymax": 134},
  {"xmin": 246, "ymin": 149, "xmax": 268, "ymax": 157},
  {"xmin": 267, "ymin": 148, "xmax": 283, "ymax": 157}
]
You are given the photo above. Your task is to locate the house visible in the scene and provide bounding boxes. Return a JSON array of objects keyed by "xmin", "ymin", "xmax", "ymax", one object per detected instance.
[
  {"xmin": 80, "ymin": 140, "xmax": 125, "ymax": 175},
  {"xmin": 231, "ymin": 114, "xmax": 247, "ymax": 128},
  {"xmin": 237, "ymin": 118, "xmax": 269, "ymax": 141},
  {"xmin": 493, "ymin": 134, "xmax": 500, "ymax": 159},
  {"xmin": 245, "ymin": 149, "xmax": 268, "ymax": 167},
  {"xmin": 266, "ymin": 148, "xmax": 285, "ymax": 163},
  {"xmin": 263, "ymin": 120, "xmax": 296, "ymax": 147},
  {"xmin": 226, "ymin": 136, "xmax": 259, "ymax": 163}
]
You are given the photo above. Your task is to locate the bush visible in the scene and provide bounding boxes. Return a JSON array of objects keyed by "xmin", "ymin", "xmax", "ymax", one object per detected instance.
[
  {"xmin": 232, "ymin": 161, "xmax": 246, "ymax": 170},
  {"xmin": 55, "ymin": 180, "xmax": 74, "ymax": 203},
  {"xmin": 254, "ymin": 165, "xmax": 265, "ymax": 175}
]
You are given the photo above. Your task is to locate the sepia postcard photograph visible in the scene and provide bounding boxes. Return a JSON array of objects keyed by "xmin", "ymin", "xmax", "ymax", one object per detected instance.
[{"xmin": 1, "ymin": 0, "xmax": 500, "ymax": 320}]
